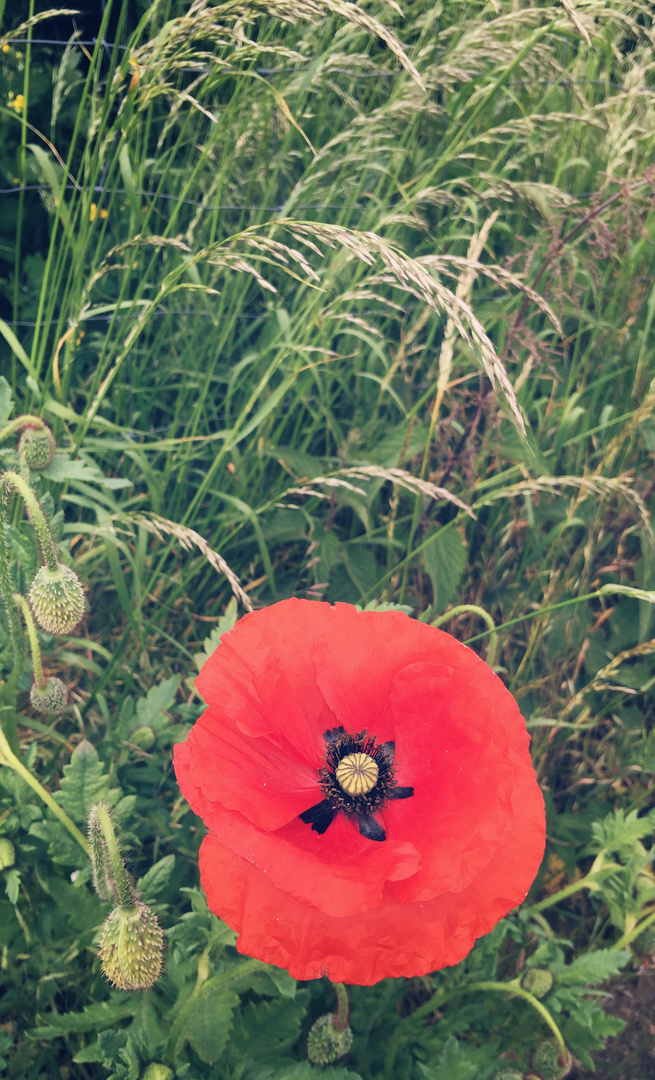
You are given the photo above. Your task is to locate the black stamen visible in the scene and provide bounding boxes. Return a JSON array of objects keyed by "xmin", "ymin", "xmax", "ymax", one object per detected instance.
[
  {"xmin": 324, "ymin": 726, "xmax": 347, "ymax": 743},
  {"xmin": 357, "ymin": 814, "xmax": 386, "ymax": 842},
  {"xmin": 381, "ymin": 740, "xmax": 395, "ymax": 763},
  {"xmin": 299, "ymin": 800, "xmax": 338, "ymax": 834},
  {"xmin": 391, "ymin": 786, "xmax": 414, "ymax": 799}
]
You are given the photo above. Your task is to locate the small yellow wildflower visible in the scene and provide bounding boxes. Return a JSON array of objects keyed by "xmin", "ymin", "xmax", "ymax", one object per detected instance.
[
  {"xmin": 89, "ymin": 203, "xmax": 108, "ymax": 221},
  {"xmin": 1, "ymin": 41, "xmax": 9, "ymax": 53},
  {"xmin": 8, "ymin": 93, "xmax": 25, "ymax": 113}
]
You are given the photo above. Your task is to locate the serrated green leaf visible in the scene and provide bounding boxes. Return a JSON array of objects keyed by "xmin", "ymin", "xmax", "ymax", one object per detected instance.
[
  {"xmin": 53, "ymin": 740, "xmax": 111, "ymax": 824},
  {"xmin": 0, "ymin": 376, "xmax": 13, "ymax": 427},
  {"xmin": 42, "ymin": 451, "xmax": 105, "ymax": 484},
  {"xmin": 183, "ymin": 988, "xmax": 239, "ymax": 1063},
  {"xmin": 359, "ymin": 600, "xmax": 414, "ymax": 614},
  {"xmin": 195, "ymin": 599, "xmax": 239, "ymax": 671},
  {"xmin": 4, "ymin": 868, "xmax": 20, "ymax": 905},
  {"xmin": 421, "ymin": 522, "xmax": 467, "ymax": 614},
  {"xmin": 135, "ymin": 675, "xmax": 181, "ymax": 729},
  {"xmin": 416, "ymin": 1035, "xmax": 495, "ymax": 1080},
  {"xmin": 137, "ymin": 855, "xmax": 175, "ymax": 901},
  {"xmin": 557, "ymin": 948, "xmax": 630, "ymax": 986},
  {"xmin": 33, "ymin": 999, "xmax": 138, "ymax": 1037}
]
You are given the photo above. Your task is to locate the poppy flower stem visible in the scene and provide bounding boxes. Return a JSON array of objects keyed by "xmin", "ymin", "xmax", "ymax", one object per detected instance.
[
  {"xmin": 89, "ymin": 804, "xmax": 134, "ymax": 909},
  {"xmin": 331, "ymin": 982, "xmax": 349, "ymax": 1032},
  {"xmin": 13, "ymin": 593, "xmax": 46, "ymax": 689},
  {"xmin": 383, "ymin": 978, "xmax": 566, "ymax": 1080},
  {"xmin": 163, "ymin": 958, "xmax": 263, "ymax": 1065},
  {"xmin": 432, "ymin": 605, "xmax": 498, "ymax": 667}
]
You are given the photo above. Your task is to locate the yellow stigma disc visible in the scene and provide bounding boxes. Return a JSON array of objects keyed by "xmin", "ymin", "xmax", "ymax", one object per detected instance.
[{"xmin": 335, "ymin": 752, "xmax": 379, "ymax": 797}]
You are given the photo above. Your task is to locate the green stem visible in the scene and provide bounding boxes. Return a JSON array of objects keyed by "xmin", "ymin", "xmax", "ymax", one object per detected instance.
[
  {"xmin": 93, "ymin": 804, "xmax": 133, "ymax": 909},
  {"xmin": 523, "ymin": 872, "xmax": 600, "ymax": 916},
  {"xmin": 0, "ymin": 723, "xmax": 89, "ymax": 855},
  {"xmin": 433, "ymin": 605, "xmax": 498, "ymax": 667},
  {"xmin": 163, "ymin": 958, "xmax": 262, "ymax": 1065},
  {"xmin": 0, "ymin": 503, "xmax": 24, "ymax": 752},
  {"xmin": 332, "ymin": 982, "xmax": 349, "ymax": 1032},
  {"xmin": 615, "ymin": 907, "xmax": 655, "ymax": 950},
  {"xmin": 469, "ymin": 981, "xmax": 567, "ymax": 1057},
  {"xmin": 1, "ymin": 471, "xmax": 59, "ymax": 571},
  {"xmin": 13, "ymin": 592, "xmax": 45, "ymax": 689},
  {"xmin": 464, "ymin": 591, "xmax": 602, "ymax": 645},
  {"xmin": 0, "ymin": 415, "xmax": 48, "ymax": 445}
]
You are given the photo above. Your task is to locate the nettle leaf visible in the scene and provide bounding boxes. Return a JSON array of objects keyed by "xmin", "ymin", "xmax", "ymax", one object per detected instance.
[
  {"xmin": 137, "ymin": 855, "xmax": 175, "ymax": 901},
  {"xmin": 53, "ymin": 740, "xmax": 114, "ymax": 824},
  {"xmin": 556, "ymin": 948, "xmax": 630, "ymax": 986},
  {"xmin": 183, "ymin": 987, "xmax": 239, "ymax": 1063},
  {"xmin": 0, "ymin": 376, "xmax": 13, "ymax": 427},
  {"xmin": 417, "ymin": 1035, "xmax": 496, "ymax": 1080},
  {"xmin": 194, "ymin": 598, "xmax": 239, "ymax": 671},
  {"xmin": 34, "ymin": 999, "xmax": 139, "ymax": 1038},
  {"xmin": 421, "ymin": 522, "xmax": 467, "ymax": 615}
]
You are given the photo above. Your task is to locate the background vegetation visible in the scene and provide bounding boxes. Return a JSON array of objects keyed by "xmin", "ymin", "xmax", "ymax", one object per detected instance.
[{"xmin": 1, "ymin": 0, "xmax": 655, "ymax": 1076}]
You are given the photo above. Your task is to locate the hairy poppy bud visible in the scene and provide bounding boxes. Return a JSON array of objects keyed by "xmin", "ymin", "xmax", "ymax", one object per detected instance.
[
  {"xmin": 18, "ymin": 425, "xmax": 56, "ymax": 470},
  {"xmin": 531, "ymin": 1041, "xmax": 570, "ymax": 1080},
  {"xmin": 521, "ymin": 968, "xmax": 553, "ymax": 998},
  {"xmin": 99, "ymin": 900, "xmax": 164, "ymax": 991},
  {"xmin": 307, "ymin": 1014, "xmax": 353, "ymax": 1066},
  {"xmin": 29, "ymin": 676, "xmax": 68, "ymax": 715},
  {"xmin": 632, "ymin": 924, "xmax": 655, "ymax": 958},
  {"xmin": 29, "ymin": 564, "xmax": 85, "ymax": 634},
  {"xmin": 0, "ymin": 838, "xmax": 15, "ymax": 870},
  {"xmin": 130, "ymin": 725, "xmax": 156, "ymax": 750},
  {"xmin": 141, "ymin": 1066, "xmax": 173, "ymax": 1080}
]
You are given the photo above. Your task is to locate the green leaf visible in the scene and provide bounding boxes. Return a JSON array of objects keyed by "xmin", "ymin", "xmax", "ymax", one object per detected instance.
[
  {"xmin": 183, "ymin": 988, "xmax": 239, "ymax": 1063},
  {"xmin": 421, "ymin": 522, "xmax": 467, "ymax": 614},
  {"xmin": 343, "ymin": 544, "xmax": 378, "ymax": 597},
  {"xmin": 416, "ymin": 1035, "xmax": 495, "ymax": 1080},
  {"xmin": 42, "ymin": 451, "xmax": 132, "ymax": 489},
  {"xmin": 135, "ymin": 675, "xmax": 181, "ymax": 730},
  {"xmin": 0, "ymin": 376, "xmax": 13, "ymax": 428},
  {"xmin": 194, "ymin": 599, "xmax": 239, "ymax": 671},
  {"xmin": 53, "ymin": 740, "xmax": 112, "ymax": 824},
  {"xmin": 4, "ymin": 868, "xmax": 20, "ymax": 905},
  {"xmin": 33, "ymin": 999, "xmax": 139, "ymax": 1037},
  {"xmin": 557, "ymin": 948, "xmax": 630, "ymax": 986},
  {"xmin": 137, "ymin": 855, "xmax": 175, "ymax": 901},
  {"xmin": 0, "ymin": 319, "xmax": 37, "ymax": 378},
  {"xmin": 359, "ymin": 600, "xmax": 414, "ymax": 614}
]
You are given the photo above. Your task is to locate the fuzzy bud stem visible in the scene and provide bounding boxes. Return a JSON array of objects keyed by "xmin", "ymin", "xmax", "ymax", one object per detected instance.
[
  {"xmin": 13, "ymin": 592, "xmax": 45, "ymax": 689},
  {"xmin": 1, "ymin": 471, "xmax": 59, "ymax": 571},
  {"xmin": 332, "ymin": 982, "xmax": 349, "ymax": 1032},
  {"xmin": 89, "ymin": 804, "xmax": 134, "ymax": 908},
  {"xmin": 0, "ymin": 414, "xmax": 49, "ymax": 446}
]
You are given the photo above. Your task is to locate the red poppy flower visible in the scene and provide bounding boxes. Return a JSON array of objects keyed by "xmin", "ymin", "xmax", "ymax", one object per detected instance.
[{"xmin": 174, "ymin": 599, "xmax": 545, "ymax": 985}]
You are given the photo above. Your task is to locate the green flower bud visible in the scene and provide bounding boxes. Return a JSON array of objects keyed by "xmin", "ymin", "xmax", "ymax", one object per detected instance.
[
  {"xmin": 29, "ymin": 676, "xmax": 68, "ymax": 715},
  {"xmin": 531, "ymin": 1040, "xmax": 569, "ymax": 1080},
  {"xmin": 29, "ymin": 564, "xmax": 85, "ymax": 634},
  {"xmin": 18, "ymin": 425, "xmax": 56, "ymax": 470},
  {"xmin": 632, "ymin": 924, "xmax": 655, "ymax": 958},
  {"xmin": 0, "ymin": 838, "xmax": 16, "ymax": 870},
  {"xmin": 130, "ymin": 726, "xmax": 156, "ymax": 750},
  {"xmin": 521, "ymin": 968, "xmax": 553, "ymax": 998},
  {"xmin": 495, "ymin": 1071, "xmax": 524, "ymax": 1080},
  {"xmin": 307, "ymin": 1014, "xmax": 353, "ymax": 1066},
  {"xmin": 141, "ymin": 1066, "xmax": 174, "ymax": 1080},
  {"xmin": 100, "ymin": 901, "xmax": 164, "ymax": 991}
]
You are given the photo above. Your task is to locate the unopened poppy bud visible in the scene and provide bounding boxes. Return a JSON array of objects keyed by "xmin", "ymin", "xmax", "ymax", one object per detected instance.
[
  {"xmin": 130, "ymin": 725, "xmax": 156, "ymax": 750},
  {"xmin": 29, "ymin": 676, "xmax": 68, "ymax": 715},
  {"xmin": 29, "ymin": 564, "xmax": 85, "ymax": 634},
  {"xmin": 141, "ymin": 1066, "xmax": 173, "ymax": 1080},
  {"xmin": 0, "ymin": 838, "xmax": 15, "ymax": 869},
  {"xmin": 531, "ymin": 1040, "xmax": 570, "ymax": 1080},
  {"xmin": 307, "ymin": 1014, "xmax": 353, "ymax": 1066},
  {"xmin": 100, "ymin": 900, "xmax": 164, "ymax": 991},
  {"xmin": 632, "ymin": 924, "xmax": 655, "ymax": 958},
  {"xmin": 495, "ymin": 1071, "xmax": 524, "ymax": 1080},
  {"xmin": 521, "ymin": 968, "xmax": 553, "ymax": 998},
  {"xmin": 18, "ymin": 425, "xmax": 56, "ymax": 470}
]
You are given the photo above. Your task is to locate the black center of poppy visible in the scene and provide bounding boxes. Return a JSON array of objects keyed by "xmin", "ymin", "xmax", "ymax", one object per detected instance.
[{"xmin": 299, "ymin": 726, "xmax": 414, "ymax": 842}]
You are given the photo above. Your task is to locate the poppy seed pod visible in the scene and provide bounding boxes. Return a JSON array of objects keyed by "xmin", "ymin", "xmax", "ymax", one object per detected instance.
[
  {"xmin": 29, "ymin": 564, "xmax": 85, "ymax": 634},
  {"xmin": 18, "ymin": 425, "xmax": 56, "ymax": 470},
  {"xmin": 99, "ymin": 901, "xmax": 164, "ymax": 991},
  {"xmin": 29, "ymin": 676, "xmax": 68, "ymax": 715},
  {"xmin": 521, "ymin": 968, "xmax": 553, "ymax": 998},
  {"xmin": 141, "ymin": 1066, "xmax": 174, "ymax": 1080},
  {"xmin": 174, "ymin": 599, "xmax": 545, "ymax": 985},
  {"xmin": 307, "ymin": 1014, "xmax": 353, "ymax": 1065}
]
